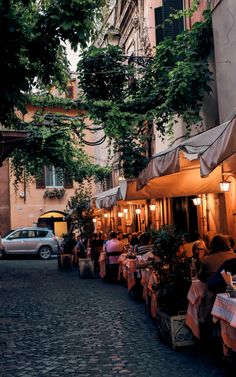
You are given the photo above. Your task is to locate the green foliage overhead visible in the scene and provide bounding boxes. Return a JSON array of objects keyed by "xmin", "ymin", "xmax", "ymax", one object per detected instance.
[
  {"xmin": 0, "ymin": 0, "xmax": 105, "ymax": 125},
  {"xmin": 77, "ymin": 9, "xmax": 213, "ymax": 178},
  {"xmin": 1, "ymin": 4, "xmax": 213, "ymax": 185},
  {"xmin": 10, "ymin": 111, "xmax": 111, "ymax": 187},
  {"xmin": 77, "ymin": 45, "xmax": 128, "ymax": 101},
  {"xmin": 27, "ymin": 94, "xmax": 82, "ymax": 110}
]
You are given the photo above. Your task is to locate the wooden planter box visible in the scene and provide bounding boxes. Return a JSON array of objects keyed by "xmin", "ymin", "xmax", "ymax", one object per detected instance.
[
  {"xmin": 79, "ymin": 258, "xmax": 94, "ymax": 279},
  {"xmin": 156, "ymin": 308, "xmax": 195, "ymax": 350}
]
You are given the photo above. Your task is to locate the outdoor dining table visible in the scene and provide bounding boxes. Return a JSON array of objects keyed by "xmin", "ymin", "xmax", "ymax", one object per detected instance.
[
  {"xmin": 211, "ymin": 292, "xmax": 236, "ymax": 355},
  {"xmin": 140, "ymin": 268, "xmax": 158, "ymax": 318},
  {"xmin": 185, "ymin": 279, "xmax": 208, "ymax": 338},
  {"xmin": 117, "ymin": 254, "xmax": 136, "ymax": 290},
  {"xmin": 98, "ymin": 251, "xmax": 107, "ymax": 279}
]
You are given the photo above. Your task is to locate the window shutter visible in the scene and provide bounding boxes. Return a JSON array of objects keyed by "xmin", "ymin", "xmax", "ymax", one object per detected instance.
[
  {"xmin": 64, "ymin": 173, "xmax": 73, "ymax": 188},
  {"xmin": 35, "ymin": 167, "xmax": 45, "ymax": 189},
  {"xmin": 66, "ymin": 86, "xmax": 74, "ymax": 99},
  {"xmin": 155, "ymin": 7, "xmax": 164, "ymax": 44},
  {"xmin": 163, "ymin": 0, "xmax": 184, "ymax": 40}
]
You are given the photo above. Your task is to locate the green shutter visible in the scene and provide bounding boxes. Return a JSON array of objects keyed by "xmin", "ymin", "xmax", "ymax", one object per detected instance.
[
  {"xmin": 155, "ymin": 7, "xmax": 164, "ymax": 44},
  {"xmin": 35, "ymin": 167, "xmax": 45, "ymax": 189},
  {"xmin": 64, "ymin": 173, "xmax": 73, "ymax": 188}
]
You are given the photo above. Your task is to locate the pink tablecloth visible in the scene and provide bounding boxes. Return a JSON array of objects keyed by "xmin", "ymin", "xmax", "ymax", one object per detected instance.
[
  {"xmin": 140, "ymin": 269, "xmax": 158, "ymax": 318},
  {"xmin": 185, "ymin": 279, "xmax": 207, "ymax": 338},
  {"xmin": 117, "ymin": 255, "xmax": 136, "ymax": 291},
  {"xmin": 211, "ymin": 293, "xmax": 236, "ymax": 353},
  {"xmin": 98, "ymin": 251, "xmax": 107, "ymax": 279}
]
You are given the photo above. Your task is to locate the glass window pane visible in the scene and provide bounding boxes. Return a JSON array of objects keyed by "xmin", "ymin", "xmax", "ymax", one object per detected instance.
[
  {"xmin": 54, "ymin": 168, "xmax": 63, "ymax": 187},
  {"xmin": 45, "ymin": 166, "xmax": 54, "ymax": 187},
  {"xmin": 45, "ymin": 166, "xmax": 64, "ymax": 187}
]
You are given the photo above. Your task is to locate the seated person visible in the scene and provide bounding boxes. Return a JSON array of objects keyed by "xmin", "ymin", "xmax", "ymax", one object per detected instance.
[
  {"xmin": 191, "ymin": 239, "xmax": 208, "ymax": 278},
  {"xmin": 105, "ymin": 231, "xmax": 124, "ymax": 264},
  {"xmin": 135, "ymin": 232, "xmax": 154, "ymax": 269},
  {"xmin": 200, "ymin": 234, "xmax": 235, "ymax": 281},
  {"xmin": 207, "ymin": 257, "xmax": 236, "ymax": 294},
  {"xmin": 177, "ymin": 231, "xmax": 200, "ymax": 259}
]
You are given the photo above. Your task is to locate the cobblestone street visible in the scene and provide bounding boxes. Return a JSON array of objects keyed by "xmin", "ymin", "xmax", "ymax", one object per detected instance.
[{"xmin": 0, "ymin": 259, "xmax": 225, "ymax": 377}]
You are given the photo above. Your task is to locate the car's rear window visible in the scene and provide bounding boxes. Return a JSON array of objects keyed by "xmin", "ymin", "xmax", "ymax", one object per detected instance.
[{"xmin": 35, "ymin": 230, "xmax": 48, "ymax": 237}]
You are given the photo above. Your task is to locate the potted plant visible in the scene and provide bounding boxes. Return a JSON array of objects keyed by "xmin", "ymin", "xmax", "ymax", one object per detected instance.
[
  {"xmin": 43, "ymin": 188, "xmax": 66, "ymax": 199},
  {"xmin": 151, "ymin": 226, "xmax": 195, "ymax": 349}
]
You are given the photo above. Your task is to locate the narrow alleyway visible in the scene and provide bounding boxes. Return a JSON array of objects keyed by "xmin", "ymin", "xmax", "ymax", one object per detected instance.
[{"xmin": 0, "ymin": 259, "xmax": 224, "ymax": 377}]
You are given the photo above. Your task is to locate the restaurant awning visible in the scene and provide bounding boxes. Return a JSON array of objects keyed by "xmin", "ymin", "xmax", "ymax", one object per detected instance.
[
  {"xmin": 0, "ymin": 130, "xmax": 30, "ymax": 166},
  {"xmin": 137, "ymin": 116, "xmax": 236, "ymax": 190},
  {"xmin": 120, "ymin": 164, "xmax": 222, "ymax": 199},
  {"xmin": 95, "ymin": 186, "xmax": 123, "ymax": 209}
]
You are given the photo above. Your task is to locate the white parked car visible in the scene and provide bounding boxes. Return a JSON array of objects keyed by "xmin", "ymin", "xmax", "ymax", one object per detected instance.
[{"xmin": 0, "ymin": 227, "xmax": 59, "ymax": 260}]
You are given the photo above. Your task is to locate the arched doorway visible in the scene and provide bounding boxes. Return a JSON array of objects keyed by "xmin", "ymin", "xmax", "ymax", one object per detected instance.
[{"xmin": 37, "ymin": 211, "xmax": 68, "ymax": 237}]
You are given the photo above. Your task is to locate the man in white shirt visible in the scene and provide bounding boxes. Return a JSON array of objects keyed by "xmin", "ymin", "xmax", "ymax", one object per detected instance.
[{"xmin": 105, "ymin": 231, "xmax": 124, "ymax": 265}]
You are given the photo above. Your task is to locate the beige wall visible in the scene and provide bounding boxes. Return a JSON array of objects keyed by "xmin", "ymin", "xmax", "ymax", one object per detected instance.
[{"xmin": 212, "ymin": 0, "xmax": 236, "ymax": 122}]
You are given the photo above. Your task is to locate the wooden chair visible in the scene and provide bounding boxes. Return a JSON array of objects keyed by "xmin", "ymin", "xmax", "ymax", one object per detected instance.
[
  {"xmin": 105, "ymin": 251, "xmax": 123, "ymax": 282},
  {"xmin": 58, "ymin": 249, "xmax": 73, "ymax": 271}
]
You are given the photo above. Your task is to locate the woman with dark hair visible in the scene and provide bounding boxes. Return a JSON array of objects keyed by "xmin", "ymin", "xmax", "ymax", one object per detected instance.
[
  {"xmin": 201, "ymin": 234, "xmax": 235, "ymax": 280},
  {"xmin": 198, "ymin": 234, "xmax": 236, "ymax": 344}
]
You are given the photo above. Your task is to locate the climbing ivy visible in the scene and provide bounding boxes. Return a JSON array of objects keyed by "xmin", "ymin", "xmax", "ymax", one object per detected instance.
[
  {"xmin": 76, "ymin": 9, "xmax": 213, "ymax": 178},
  {"xmin": 5, "ymin": 4, "xmax": 213, "ymax": 184}
]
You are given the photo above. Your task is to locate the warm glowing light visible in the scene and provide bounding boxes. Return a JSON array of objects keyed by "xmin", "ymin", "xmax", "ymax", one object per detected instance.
[
  {"xmin": 123, "ymin": 208, "xmax": 128, "ymax": 214},
  {"xmin": 149, "ymin": 204, "xmax": 156, "ymax": 211},
  {"xmin": 220, "ymin": 181, "xmax": 230, "ymax": 192},
  {"xmin": 118, "ymin": 175, "xmax": 125, "ymax": 181},
  {"xmin": 192, "ymin": 197, "xmax": 202, "ymax": 206},
  {"xmin": 135, "ymin": 208, "xmax": 141, "ymax": 215},
  {"xmin": 118, "ymin": 212, "xmax": 124, "ymax": 217},
  {"xmin": 104, "ymin": 213, "xmax": 108, "ymax": 218},
  {"xmin": 92, "ymin": 218, "xmax": 97, "ymax": 223}
]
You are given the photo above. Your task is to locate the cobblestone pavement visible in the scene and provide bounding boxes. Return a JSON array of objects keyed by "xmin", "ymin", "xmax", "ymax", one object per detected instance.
[{"xmin": 0, "ymin": 259, "xmax": 225, "ymax": 377}]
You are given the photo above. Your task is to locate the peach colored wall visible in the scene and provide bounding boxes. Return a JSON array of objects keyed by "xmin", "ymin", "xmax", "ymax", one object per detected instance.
[
  {"xmin": 10, "ymin": 103, "xmax": 100, "ymax": 230},
  {"xmin": 10, "ymin": 181, "xmax": 77, "ymax": 230},
  {"xmin": 184, "ymin": 0, "xmax": 209, "ymax": 29},
  {"xmin": 146, "ymin": 0, "xmax": 161, "ymax": 50},
  {"xmin": 0, "ymin": 162, "xmax": 11, "ymax": 234}
]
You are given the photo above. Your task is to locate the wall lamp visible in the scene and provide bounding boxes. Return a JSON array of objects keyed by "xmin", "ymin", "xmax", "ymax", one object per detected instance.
[
  {"xmin": 118, "ymin": 212, "xmax": 124, "ymax": 218},
  {"xmin": 219, "ymin": 175, "xmax": 235, "ymax": 192},
  {"xmin": 104, "ymin": 213, "xmax": 108, "ymax": 218},
  {"xmin": 192, "ymin": 197, "xmax": 202, "ymax": 206},
  {"xmin": 104, "ymin": 25, "xmax": 153, "ymax": 67},
  {"xmin": 149, "ymin": 204, "xmax": 156, "ymax": 211},
  {"xmin": 135, "ymin": 208, "xmax": 141, "ymax": 215}
]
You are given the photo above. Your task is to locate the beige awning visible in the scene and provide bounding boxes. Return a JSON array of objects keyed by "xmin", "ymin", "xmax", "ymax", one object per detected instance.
[
  {"xmin": 137, "ymin": 117, "xmax": 236, "ymax": 190},
  {"xmin": 95, "ymin": 186, "xmax": 122, "ymax": 209},
  {"xmin": 120, "ymin": 164, "xmax": 222, "ymax": 199}
]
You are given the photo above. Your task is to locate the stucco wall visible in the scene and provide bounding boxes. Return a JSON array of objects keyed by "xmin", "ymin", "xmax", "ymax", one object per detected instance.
[
  {"xmin": 0, "ymin": 162, "xmax": 10, "ymax": 234},
  {"xmin": 212, "ymin": 0, "xmax": 236, "ymax": 122}
]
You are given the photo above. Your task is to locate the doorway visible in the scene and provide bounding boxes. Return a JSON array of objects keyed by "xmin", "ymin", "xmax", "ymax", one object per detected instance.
[{"xmin": 172, "ymin": 196, "xmax": 198, "ymax": 234}]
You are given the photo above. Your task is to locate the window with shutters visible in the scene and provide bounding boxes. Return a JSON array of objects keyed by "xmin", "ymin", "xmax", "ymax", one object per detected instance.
[
  {"xmin": 66, "ymin": 85, "xmax": 74, "ymax": 99},
  {"xmin": 154, "ymin": 0, "xmax": 184, "ymax": 45},
  {"xmin": 36, "ymin": 166, "xmax": 73, "ymax": 189},
  {"xmin": 45, "ymin": 166, "xmax": 63, "ymax": 188}
]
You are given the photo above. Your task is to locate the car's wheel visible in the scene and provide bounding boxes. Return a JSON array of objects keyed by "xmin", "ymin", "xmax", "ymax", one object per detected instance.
[{"xmin": 38, "ymin": 246, "xmax": 52, "ymax": 260}]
